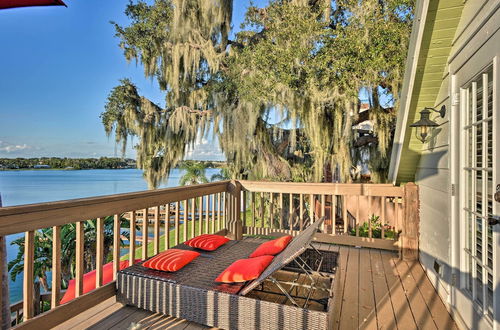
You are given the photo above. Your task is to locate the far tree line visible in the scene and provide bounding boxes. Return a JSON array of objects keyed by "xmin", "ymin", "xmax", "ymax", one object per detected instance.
[{"xmin": 0, "ymin": 157, "xmax": 225, "ymax": 170}]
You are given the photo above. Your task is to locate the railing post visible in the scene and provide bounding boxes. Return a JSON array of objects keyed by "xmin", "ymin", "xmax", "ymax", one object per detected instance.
[
  {"xmin": 226, "ymin": 180, "xmax": 243, "ymax": 240},
  {"xmin": 401, "ymin": 182, "xmax": 419, "ymax": 261},
  {"xmin": 0, "ymin": 195, "xmax": 11, "ymax": 329}
]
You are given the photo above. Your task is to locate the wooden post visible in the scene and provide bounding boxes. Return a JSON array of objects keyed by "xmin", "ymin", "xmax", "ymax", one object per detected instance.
[
  {"xmin": 226, "ymin": 181, "xmax": 242, "ymax": 240},
  {"xmin": 128, "ymin": 213, "xmax": 136, "ymax": 266},
  {"xmin": 113, "ymin": 215, "xmax": 120, "ymax": 280},
  {"xmin": 75, "ymin": 221, "xmax": 84, "ymax": 297},
  {"xmin": 0, "ymin": 195, "xmax": 11, "ymax": 329},
  {"xmin": 401, "ymin": 182, "xmax": 419, "ymax": 261},
  {"xmin": 51, "ymin": 225, "xmax": 61, "ymax": 308},
  {"xmin": 23, "ymin": 230, "xmax": 35, "ymax": 321}
]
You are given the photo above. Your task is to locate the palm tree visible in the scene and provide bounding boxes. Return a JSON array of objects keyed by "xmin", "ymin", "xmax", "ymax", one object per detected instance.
[
  {"xmin": 8, "ymin": 215, "xmax": 132, "ymax": 291},
  {"xmin": 179, "ymin": 161, "xmax": 209, "ymax": 186},
  {"xmin": 8, "ymin": 229, "xmax": 53, "ymax": 292},
  {"xmin": 210, "ymin": 166, "xmax": 231, "ymax": 182}
]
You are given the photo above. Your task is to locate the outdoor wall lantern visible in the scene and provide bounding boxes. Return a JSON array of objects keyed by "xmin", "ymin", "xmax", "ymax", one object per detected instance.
[{"xmin": 410, "ymin": 105, "xmax": 446, "ymax": 143}]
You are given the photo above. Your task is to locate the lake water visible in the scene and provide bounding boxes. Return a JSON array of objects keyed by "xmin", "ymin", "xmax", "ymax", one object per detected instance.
[{"xmin": 0, "ymin": 168, "xmax": 221, "ymax": 303}]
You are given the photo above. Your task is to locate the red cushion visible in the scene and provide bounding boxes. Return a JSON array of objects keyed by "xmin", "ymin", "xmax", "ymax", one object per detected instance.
[
  {"xmin": 215, "ymin": 255, "xmax": 274, "ymax": 283},
  {"xmin": 249, "ymin": 235, "xmax": 293, "ymax": 258},
  {"xmin": 184, "ymin": 234, "xmax": 230, "ymax": 251},
  {"xmin": 143, "ymin": 249, "xmax": 200, "ymax": 272},
  {"xmin": 60, "ymin": 259, "xmax": 139, "ymax": 304}
]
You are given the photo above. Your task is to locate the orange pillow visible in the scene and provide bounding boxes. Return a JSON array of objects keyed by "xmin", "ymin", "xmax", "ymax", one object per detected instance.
[
  {"xmin": 215, "ymin": 255, "xmax": 274, "ymax": 283},
  {"xmin": 143, "ymin": 249, "xmax": 200, "ymax": 272},
  {"xmin": 249, "ymin": 235, "xmax": 293, "ymax": 258},
  {"xmin": 184, "ymin": 234, "xmax": 230, "ymax": 251},
  {"xmin": 60, "ymin": 259, "xmax": 139, "ymax": 304}
]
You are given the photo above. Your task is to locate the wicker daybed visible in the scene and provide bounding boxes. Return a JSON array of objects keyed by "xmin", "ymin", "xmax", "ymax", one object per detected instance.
[{"xmin": 117, "ymin": 218, "xmax": 338, "ymax": 330}]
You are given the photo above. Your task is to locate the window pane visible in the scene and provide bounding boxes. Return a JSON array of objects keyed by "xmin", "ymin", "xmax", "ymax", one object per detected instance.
[
  {"xmin": 487, "ymin": 68, "xmax": 493, "ymax": 118},
  {"xmin": 476, "ymin": 124, "xmax": 482, "ymax": 168},
  {"xmin": 476, "ymin": 264, "xmax": 483, "ymax": 304},
  {"xmin": 487, "ymin": 272, "xmax": 493, "ymax": 317},
  {"xmin": 476, "ymin": 78, "xmax": 483, "ymax": 122},
  {"xmin": 476, "ymin": 217, "xmax": 482, "ymax": 260}
]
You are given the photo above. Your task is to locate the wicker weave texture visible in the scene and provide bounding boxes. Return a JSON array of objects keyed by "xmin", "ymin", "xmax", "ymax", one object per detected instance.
[{"xmin": 117, "ymin": 273, "xmax": 330, "ymax": 330}]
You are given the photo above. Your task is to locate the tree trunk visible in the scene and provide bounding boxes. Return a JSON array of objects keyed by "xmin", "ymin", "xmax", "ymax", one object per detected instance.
[{"xmin": 0, "ymin": 195, "xmax": 12, "ymax": 329}]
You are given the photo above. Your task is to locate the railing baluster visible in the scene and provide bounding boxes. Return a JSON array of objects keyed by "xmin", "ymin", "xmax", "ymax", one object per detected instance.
[
  {"xmin": 199, "ymin": 196, "xmax": 203, "ymax": 236},
  {"xmin": 299, "ymin": 194, "xmax": 304, "ymax": 231},
  {"xmin": 142, "ymin": 208, "xmax": 148, "ymax": 260},
  {"xmin": 96, "ymin": 217, "xmax": 104, "ymax": 286},
  {"xmin": 252, "ymin": 192, "xmax": 256, "ymax": 231},
  {"xmin": 368, "ymin": 196, "xmax": 373, "ymax": 238},
  {"xmin": 289, "ymin": 193, "xmax": 293, "ymax": 235},
  {"xmin": 51, "ymin": 225, "xmax": 61, "ymax": 308},
  {"xmin": 183, "ymin": 200, "xmax": 188, "ymax": 242},
  {"xmin": 342, "ymin": 197, "xmax": 347, "ymax": 234},
  {"xmin": 165, "ymin": 204, "xmax": 170, "ymax": 249},
  {"xmin": 356, "ymin": 196, "xmax": 360, "ymax": 237},
  {"xmin": 269, "ymin": 193, "xmax": 274, "ymax": 230},
  {"xmin": 153, "ymin": 206, "xmax": 160, "ymax": 255},
  {"xmin": 279, "ymin": 193, "xmax": 283, "ymax": 229},
  {"xmin": 217, "ymin": 193, "xmax": 221, "ymax": 232},
  {"xmin": 309, "ymin": 194, "xmax": 314, "ymax": 223},
  {"xmin": 175, "ymin": 201, "xmax": 180, "ymax": 245},
  {"xmin": 321, "ymin": 194, "xmax": 325, "ymax": 217},
  {"xmin": 205, "ymin": 195, "xmax": 209, "ymax": 234},
  {"xmin": 331, "ymin": 194, "xmax": 336, "ymax": 235},
  {"xmin": 129, "ymin": 212, "xmax": 136, "ymax": 266},
  {"xmin": 242, "ymin": 191, "xmax": 247, "ymax": 230},
  {"xmin": 211, "ymin": 195, "xmax": 215, "ymax": 234},
  {"xmin": 75, "ymin": 221, "xmax": 84, "ymax": 297},
  {"xmin": 23, "ymin": 230, "xmax": 34, "ymax": 321},
  {"xmin": 381, "ymin": 197, "xmax": 386, "ymax": 239},
  {"xmin": 113, "ymin": 214, "xmax": 120, "ymax": 280},
  {"xmin": 259, "ymin": 192, "xmax": 264, "ymax": 230},
  {"xmin": 191, "ymin": 198, "xmax": 196, "ymax": 238}
]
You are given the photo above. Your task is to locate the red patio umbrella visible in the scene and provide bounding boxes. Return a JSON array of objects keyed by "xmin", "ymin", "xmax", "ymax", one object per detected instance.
[{"xmin": 0, "ymin": 0, "xmax": 66, "ymax": 9}]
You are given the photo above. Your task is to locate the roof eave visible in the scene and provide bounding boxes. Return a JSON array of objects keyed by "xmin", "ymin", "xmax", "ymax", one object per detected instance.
[{"xmin": 388, "ymin": 0, "xmax": 430, "ymax": 184}]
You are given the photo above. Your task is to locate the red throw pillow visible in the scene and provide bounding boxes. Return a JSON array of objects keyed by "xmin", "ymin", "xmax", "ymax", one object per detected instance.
[
  {"xmin": 249, "ymin": 235, "xmax": 293, "ymax": 258},
  {"xmin": 184, "ymin": 234, "xmax": 230, "ymax": 251},
  {"xmin": 215, "ymin": 255, "xmax": 274, "ymax": 283},
  {"xmin": 60, "ymin": 259, "xmax": 139, "ymax": 304},
  {"xmin": 143, "ymin": 249, "xmax": 200, "ymax": 272}
]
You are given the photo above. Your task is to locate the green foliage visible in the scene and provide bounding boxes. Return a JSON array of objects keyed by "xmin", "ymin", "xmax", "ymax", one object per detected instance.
[
  {"xmin": 350, "ymin": 214, "xmax": 398, "ymax": 239},
  {"xmin": 178, "ymin": 160, "xmax": 209, "ymax": 185},
  {"xmin": 0, "ymin": 157, "xmax": 134, "ymax": 170},
  {"xmin": 8, "ymin": 216, "xmax": 132, "ymax": 291},
  {"xmin": 103, "ymin": 0, "xmax": 415, "ymax": 188}
]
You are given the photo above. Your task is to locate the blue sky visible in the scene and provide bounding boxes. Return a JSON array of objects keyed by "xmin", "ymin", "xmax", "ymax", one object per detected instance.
[{"xmin": 0, "ymin": 0, "xmax": 266, "ymax": 160}]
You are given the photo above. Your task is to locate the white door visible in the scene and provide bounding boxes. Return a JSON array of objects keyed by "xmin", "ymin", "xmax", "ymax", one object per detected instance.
[{"xmin": 455, "ymin": 57, "xmax": 499, "ymax": 330}]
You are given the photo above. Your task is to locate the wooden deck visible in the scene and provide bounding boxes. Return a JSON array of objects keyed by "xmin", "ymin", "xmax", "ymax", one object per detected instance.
[{"xmin": 56, "ymin": 243, "xmax": 457, "ymax": 330}]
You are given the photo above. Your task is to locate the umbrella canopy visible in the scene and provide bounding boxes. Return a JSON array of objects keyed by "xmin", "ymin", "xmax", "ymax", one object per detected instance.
[{"xmin": 0, "ymin": 0, "xmax": 66, "ymax": 9}]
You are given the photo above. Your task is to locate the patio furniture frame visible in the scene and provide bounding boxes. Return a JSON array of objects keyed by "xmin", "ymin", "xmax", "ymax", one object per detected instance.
[{"xmin": 116, "ymin": 217, "xmax": 338, "ymax": 330}]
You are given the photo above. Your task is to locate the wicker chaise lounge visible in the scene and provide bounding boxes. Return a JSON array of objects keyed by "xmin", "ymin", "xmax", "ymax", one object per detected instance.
[{"xmin": 116, "ymin": 217, "xmax": 338, "ymax": 330}]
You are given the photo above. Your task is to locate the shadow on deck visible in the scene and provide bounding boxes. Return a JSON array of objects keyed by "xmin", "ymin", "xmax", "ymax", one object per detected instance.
[{"xmin": 54, "ymin": 241, "xmax": 457, "ymax": 330}]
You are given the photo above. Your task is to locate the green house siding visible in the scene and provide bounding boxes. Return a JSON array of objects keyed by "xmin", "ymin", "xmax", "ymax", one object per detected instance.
[{"xmin": 395, "ymin": 0, "xmax": 464, "ymax": 184}]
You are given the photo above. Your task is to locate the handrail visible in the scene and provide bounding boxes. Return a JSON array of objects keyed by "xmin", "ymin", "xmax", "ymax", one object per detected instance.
[
  {"xmin": 238, "ymin": 180, "xmax": 403, "ymax": 196},
  {"xmin": 0, "ymin": 181, "xmax": 229, "ymax": 236}
]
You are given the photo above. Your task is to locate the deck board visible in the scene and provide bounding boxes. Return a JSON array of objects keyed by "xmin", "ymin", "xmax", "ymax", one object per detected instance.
[{"xmin": 64, "ymin": 242, "xmax": 456, "ymax": 330}]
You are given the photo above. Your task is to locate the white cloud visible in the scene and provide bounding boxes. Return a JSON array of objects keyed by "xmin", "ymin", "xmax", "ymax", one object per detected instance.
[
  {"xmin": 0, "ymin": 141, "xmax": 31, "ymax": 153},
  {"xmin": 185, "ymin": 136, "xmax": 225, "ymax": 161}
]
